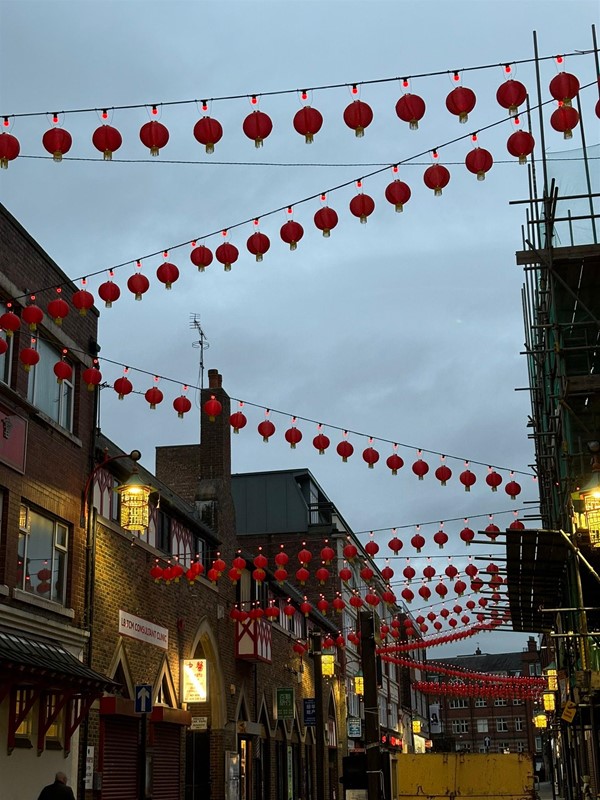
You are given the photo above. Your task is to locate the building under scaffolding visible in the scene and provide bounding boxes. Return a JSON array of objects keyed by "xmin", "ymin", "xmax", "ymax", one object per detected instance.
[{"xmin": 507, "ymin": 30, "xmax": 600, "ymax": 800}]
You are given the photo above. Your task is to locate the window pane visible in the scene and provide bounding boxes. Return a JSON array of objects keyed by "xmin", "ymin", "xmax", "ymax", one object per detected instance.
[
  {"xmin": 27, "ymin": 511, "xmax": 54, "ymax": 594},
  {"xmin": 28, "ymin": 339, "xmax": 73, "ymax": 431}
]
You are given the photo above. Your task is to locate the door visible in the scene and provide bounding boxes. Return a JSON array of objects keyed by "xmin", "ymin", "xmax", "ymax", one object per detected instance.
[{"xmin": 185, "ymin": 730, "xmax": 211, "ymax": 800}]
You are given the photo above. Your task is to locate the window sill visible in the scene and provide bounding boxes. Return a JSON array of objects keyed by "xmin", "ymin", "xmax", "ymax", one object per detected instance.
[
  {"xmin": 0, "ymin": 584, "xmax": 9, "ymax": 597},
  {"xmin": 12, "ymin": 588, "xmax": 75, "ymax": 619}
]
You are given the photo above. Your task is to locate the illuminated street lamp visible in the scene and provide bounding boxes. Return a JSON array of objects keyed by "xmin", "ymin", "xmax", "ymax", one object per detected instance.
[
  {"xmin": 573, "ymin": 442, "xmax": 600, "ymax": 546},
  {"xmin": 543, "ymin": 693, "xmax": 556, "ymax": 712},
  {"xmin": 115, "ymin": 462, "xmax": 154, "ymax": 532},
  {"xmin": 533, "ymin": 713, "xmax": 548, "ymax": 729}
]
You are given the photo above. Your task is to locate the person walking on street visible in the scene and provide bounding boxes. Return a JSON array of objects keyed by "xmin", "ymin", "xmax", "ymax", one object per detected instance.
[{"xmin": 37, "ymin": 772, "xmax": 76, "ymax": 800}]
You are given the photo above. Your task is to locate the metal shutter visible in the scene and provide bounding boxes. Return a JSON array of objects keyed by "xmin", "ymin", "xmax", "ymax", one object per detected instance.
[
  {"xmin": 152, "ymin": 722, "xmax": 182, "ymax": 799},
  {"xmin": 100, "ymin": 717, "xmax": 139, "ymax": 800}
]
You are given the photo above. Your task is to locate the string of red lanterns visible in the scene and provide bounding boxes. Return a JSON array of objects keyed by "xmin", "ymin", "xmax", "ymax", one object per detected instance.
[{"xmin": 1, "ymin": 56, "xmax": 592, "ymax": 168}]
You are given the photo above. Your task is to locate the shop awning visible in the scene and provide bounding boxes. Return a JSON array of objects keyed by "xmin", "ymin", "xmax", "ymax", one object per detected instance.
[
  {"xmin": 505, "ymin": 528, "xmax": 570, "ymax": 632},
  {"xmin": 0, "ymin": 629, "xmax": 117, "ymax": 692}
]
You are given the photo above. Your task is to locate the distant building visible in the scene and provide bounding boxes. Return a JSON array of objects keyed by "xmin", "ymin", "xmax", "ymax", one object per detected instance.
[{"xmin": 426, "ymin": 637, "xmax": 542, "ymax": 761}]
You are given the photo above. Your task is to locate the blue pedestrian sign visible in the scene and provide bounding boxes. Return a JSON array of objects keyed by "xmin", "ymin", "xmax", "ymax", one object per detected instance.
[{"xmin": 135, "ymin": 684, "xmax": 153, "ymax": 714}]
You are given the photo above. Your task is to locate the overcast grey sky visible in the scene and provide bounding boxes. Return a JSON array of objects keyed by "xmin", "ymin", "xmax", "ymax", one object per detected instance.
[{"xmin": 2, "ymin": 0, "xmax": 598, "ymax": 655}]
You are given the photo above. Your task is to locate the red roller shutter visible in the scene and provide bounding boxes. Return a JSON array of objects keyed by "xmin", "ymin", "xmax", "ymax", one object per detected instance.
[
  {"xmin": 100, "ymin": 717, "xmax": 139, "ymax": 799},
  {"xmin": 152, "ymin": 722, "xmax": 181, "ymax": 799}
]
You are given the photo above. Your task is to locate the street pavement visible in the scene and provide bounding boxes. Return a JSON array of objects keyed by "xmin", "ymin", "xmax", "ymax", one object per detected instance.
[{"xmin": 538, "ymin": 782, "xmax": 563, "ymax": 799}]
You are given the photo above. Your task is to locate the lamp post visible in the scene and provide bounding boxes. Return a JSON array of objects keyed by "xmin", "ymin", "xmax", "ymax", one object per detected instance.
[
  {"xmin": 310, "ymin": 631, "xmax": 325, "ymax": 800},
  {"xmin": 360, "ymin": 611, "xmax": 381, "ymax": 800}
]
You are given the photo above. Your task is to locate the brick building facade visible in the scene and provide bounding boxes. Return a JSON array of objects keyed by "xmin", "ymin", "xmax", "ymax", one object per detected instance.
[
  {"xmin": 0, "ymin": 203, "xmax": 114, "ymax": 800},
  {"xmin": 427, "ymin": 637, "xmax": 542, "ymax": 762}
]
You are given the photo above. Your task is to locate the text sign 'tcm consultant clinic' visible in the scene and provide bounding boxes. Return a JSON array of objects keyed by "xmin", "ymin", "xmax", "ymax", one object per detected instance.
[{"xmin": 119, "ymin": 610, "xmax": 169, "ymax": 650}]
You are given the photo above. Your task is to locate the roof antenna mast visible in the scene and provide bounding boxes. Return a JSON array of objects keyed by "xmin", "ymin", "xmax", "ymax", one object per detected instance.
[{"xmin": 190, "ymin": 313, "xmax": 209, "ymax": 392}]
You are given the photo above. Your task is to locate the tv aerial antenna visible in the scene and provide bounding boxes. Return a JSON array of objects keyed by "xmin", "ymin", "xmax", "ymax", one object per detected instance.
[{"xmin": 190, "ymin": 314, "xmax": 209, "ymax": 391}]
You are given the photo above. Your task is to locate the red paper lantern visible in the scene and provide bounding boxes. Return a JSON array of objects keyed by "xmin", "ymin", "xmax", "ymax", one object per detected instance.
[
  {"xmin": 423, "ymin": 164, "xmax": 450, "ymax": 196},
  {"xmin": 127, "ymin": 272, "xmax": 150, "ymax": 300},
  {"xmin": 336, "ymin": 634, "xmax": 346, "ymax": 647},
  {"xmin": 92, "ymin": 124, "xmax": 122, "ymax": 160},
  {"xmin": 395, "ymin": 93, "xmax": 426, "ymax": 130},
  {"xmin": 242, "ymin": 110, "xmax": 273, "ymax": 147},
  {"xmin": 465, "ymin": 562, "xmax": 478, "ymax": 578},
  {"xmin": 445, "ymin": 563, "xmax": 458, "ymax": 580},
  {"xmin": 246, "ymin": 231, "xmax": 271, "ymax": 262},
  {"xmin": 316, "ymin": 567, "xmax": 330, "ymax": 585},
  {"xmin": 459, "ymin": 468, "xmax": 477, "ymax": 492},
  {"xmin": 42, "ymin": 127, "xmax": 72, "ymax": 161},
  {"xmin": 82, "ymin": 366, "xmax": 102, "ymax": 391},
  {"xmin": 314, "ymin": 206, "xmax": 339, "ymax": 237},
  {"xmin": 0, "ymin": 132, "xmax": 20, "ymax": 168},
  {"xmin": 228, "ymin": 568, "xmax": 241, "ymax": 585},
  {"xmin": 321, "ymin": 545, "xmax": 335, "ymax": 564},
  {"xmin": 22, "ymin": 303, "xmax": 43, "ymax": 331},
  {"xmin": 252, "ymin": 568, "xmax": 266, "ymax": 585},
  {"xmin": 19, "ymin": 347, "xmax": 39, "ymax": 371},
  {"xmin": 505, "ymin": 480, "xmax": 521, "ymax": 499},
  {"xmin": 213, "ymin": 556, "xmax": 226, "ymax": 575},
  {"xmin": 349, "ymin": 193, "xmax": 375, "ymax": 223},
  {"xmin": 507, "ymin": 130, "xmax": 535, "ymax": 164},
  {"xmin": 284, "ymin": 604, "xmax": 295, "ymax": 618},
  {"xmin": 365, "ymin": 539, "xmax": 379, "ymax": 557},
  {"xmin": 411, "ymin": 532, "xmax": 425, "ymax": 553},
  {"xmin": 336, "ymin": 439, "xmax": 354, "ymax": 462},
  {"xmin": 401, "ymin": 587, "xmax": 414, "ymax": 603},
  {"xmin": 215, "ymin": 242, "xmax": 239, "ymax": 272},
  {"xmin": 454, "ymin": 579, "xmax": 467, "ymax": 596},
  {"xmin": 349, "ymin": 595, "xmax": 363, "ymax": 609},
  {"xmin": 98, "ymin": 280, "xmax": 121, "ymax": 308},
  {"xmin": 190, "ymin": 244, "xmax": 213, "ymax": 272},
  {"xmin": 445, "ymin": 86, "xmax": 476, "ymax": 123},
  {"xmin": 150, "ymin": 564, "xmax": 164, "ymax": 582},
  {"xmin": 412, "ymin": 457, "xmax": 429, "ymax": 480},
  {"xmin": 385, "ymin": 180, "xmax": 411, "ymax": 212},
  {"xmin": 293, "ymin": 641, "xmax": 306, "ymax": 655},
  {"xmin": 471, "ymin": 577, "xmax": 484, "ymax": 593},
  {"xmin": 203, "ymin": 395, "xmax": 222, "ymax": 422},
  {"xmin": 265, "ymin": 605, "xmax": 279, "ymax": 620},
  {"xmin": 230, "ymin": 410, "xmax": 247, "ymax": 433},
  {"xmin": 293, "ymin": 106, "xmax": 323, "ymax": 143},
  {"xmin": 193, "ymin": 116, "xmax": 223, "ymax": 154},
  {"xmin": 362, "ymin": 445, "xmax": 379, "ymax": 468},
  {"xmin": 509, "ymin": 519, "xmax": 525, "ymax": 530},
  {"xmin": 418, "ymin": 584, "xmax": 431, "ymax": 601},
  {"xmin": 460, "ymin": 526, "xmax": 475, "ymax": 545},
  {"xmin": 496, "ymin": 79, "xmax": 527, "ymax": 116},
  {"xmin": 423, "ymin": 563, "xmax": 436, "ymax": 580},
  {"xmin": 53, "ymin": 360, "xmax": 72, "ymax": 384},
  {"xmin": 298, "ymin": 547, "xmax": 312, "ymax": 566},
  {"xmin": 145, "ymin": 386, "xmax": 164, "ymax": 409},
  {"xmin": 486, "ymin": 470, "xmax": 502, "ymax": 491},
  {"xmin": 339, "ymin": 567, "xmax": 352, "ymax": 583},
  {"xmin": 388, "ymin": 535, "xmax": 403, "ymax": 554},
  {"xmin": 319, "ymin": 601, "xmax": 331, "ymax": 618},
  {"xmin": 313, "ymin": 433, "xmax": 330, "ymax": 454},
  {"xmin": 386, "ymin": 453, "xmax": 404, "ymax": 475},
  {"xmin": 173, "ymin": 395, "xmax": 192, "ymax": 418},
  {"xmin": 300, "ymin": 600, "xmax": 312, "ymax": 617},
  {"xmin": 381, "ymin": 565, "xmax": 394, "ymax": 581},
  {"xmin": 435, "ymin": 464, "xmax": 452, "ymax": 486},
  {"xmin": 550, "ymin": 105, "xmax": 580, "ymax": 139},
  {"xmin": 274, "ymin": 550, "xmax": 288, "ymax": 567},
  {"xmin": 435, "ymin": 581, "xmax": 448, "ymax": 598},
  {"xmin": 433, "ymin": 529, "xmax": 448, "ymax": 549},
  {"xmin": 343, "ymin": 543, "xmax": 358, "ymax": 561},
  {"xmin": 285, "ymin": 425, "xmax": 303, "ymax": 448},
  {"xmin": 114, "ymin": 376, "xmax": 133, "ymax": 399},
  {"xmin": 280, "ymin": 220, "xmax": 304, "ymax": 251},
  {"xmin": 72, "ymin": 288, "xmax": 94, "ymax": 315},
  {"xmin": 0, "ymin": 310, "xmax": 20, "ymax": 336},
  {"xmin": 139, "ymin": 120, "xmax": 169, "ymax": 156},
  {"xmin": 47, "ymin": 297, "xmax": 69, "ymax": 325},
  {"xmin": 549, "ymin": 72, "xmax": 580, "ymax": 106},
  {"xmin": 465, "ymin": 147, "xmax": 493, "ymax": 180},
  {"xmin": 343, "ymin": 100, "xmax": 373, "ymax": 137},
  {"xmin": 156, "ymin": 261, "xmax": 180, "ymax": 289},
  {"xmin": 258, "ymin": 419, "xmax": 276, "ymax": 442},
  {"xmin": 232, "ymin": 555, "xmax": 247, "ymax": 572},
  {"xmin": 365, "ymin": 591, "xmax": 380, "ymax": 608}
]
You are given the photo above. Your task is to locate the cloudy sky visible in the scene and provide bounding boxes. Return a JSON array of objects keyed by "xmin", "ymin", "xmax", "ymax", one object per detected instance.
[{"xmin": 2, "ymin": 0, "xmax": 598, "ymax": 655}]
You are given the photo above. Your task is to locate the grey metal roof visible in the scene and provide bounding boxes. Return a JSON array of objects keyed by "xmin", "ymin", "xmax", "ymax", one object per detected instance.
[{"xmin": 0, "ymin": 629, "xmax": 117, "ymax": 690}]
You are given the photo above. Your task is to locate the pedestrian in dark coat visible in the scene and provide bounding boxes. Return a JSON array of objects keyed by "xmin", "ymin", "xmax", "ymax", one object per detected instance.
[{"xmin": 37, "ymin": 772, "xmax": 76, "ymax": 800}]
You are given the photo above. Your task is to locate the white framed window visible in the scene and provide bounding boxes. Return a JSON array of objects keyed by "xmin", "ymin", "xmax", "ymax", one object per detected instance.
[
  {"xmin": 515, "ymin": 718, "xmax": 524, "ymax": 732},
  {"xmin": 498, "ymin": 741, "xmax": 511, "ymax": 753},
  {"xmin": 17, "ymin": 504, "xmax": 68, "ymax": 605},
  {"xmin": 477, "ymin": 719, "xmax": 488, "ymax": 733},
  {"xmin": 451, "ymin": 719, "xmax": 469, "ymax": 734},
  {"xmin": 513, "ymin": 698, "xmax": 524, "ymax": 705},
  {"xmin": 474, "ymin": 697, "xmax": 486, "ymax": 707},
  {"xmin": 496, "ymin": 717, "xmax": 508, "ymax": 732},
  {"xmin": 516, "ymin": 741, "xmax": 526, "ymax": 753},
  {"xmin": 27, "ymin": 338, "xmax": 74, "ymax": 431},
  {"xmin": 449, "ymin": 698, "xmax": 469, "ymax": 709},
  {"xmin": 494, "ymin": 698, "xmax": 507, "ymax": 707},
  {"xmin": 535, "ymin": 737, "xmax": 542, "ymax": 752}
]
